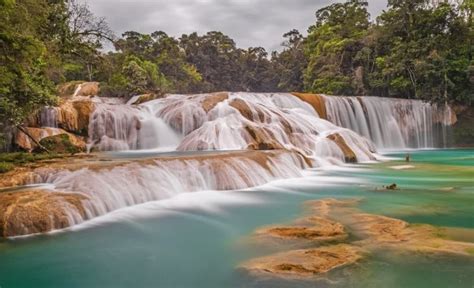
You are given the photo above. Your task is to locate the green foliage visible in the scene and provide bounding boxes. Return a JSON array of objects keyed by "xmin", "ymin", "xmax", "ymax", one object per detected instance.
[
  {"xmin": 0, "ymin": 162, "xmax": 14, "ymax": 174},
  {"xmin": 304, "ymin": 0, "xmax": 370, "ymax": 95},
  {"xmin": 38, "ymin": 134, "xmax": 81, "ymax": 155},
  {"xmin": 300, "ymin": 0, "xmax": 473, "ymax": 105},
  {"xmin": 0, "ymin": 152, "xmax": 61, "ymax": 165}
]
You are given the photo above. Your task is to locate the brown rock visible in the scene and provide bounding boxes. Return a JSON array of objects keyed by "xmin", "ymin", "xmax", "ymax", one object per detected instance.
[
  {"xmin": 350, "ymin": 213, "xmax": 410, "ymax": 243},
  {"xmin": 0, "ymin": 190, "xmax": 87, "ymax": 237},
  {"xmin": 327, "ymin": 133, "xmax": 357, "ymax": 163},
  {"xmin": 243, "ymin": 125, "xmax": 284, "ymax": 151},
  {"xmin": 129, "ymin": 93, "xmax": 163, "ymax": 105},
  {"xmin": 240, "ymin": 244, "xmax": 362, "ymax": 277},
  {"xmin": 229, "ymin": 98, "xmax": 266, "ymax": 122},
  {"xmin": 35, "ymin": 133, "xmax": 86, "ymax": 154},
  {"xmin": 57, "ymin": 81, "xmax": 84, "ymax": 97},
  {"xmin": 291, "ymin": 93, "xmax": 327, "ymax": 119},
  {"xmin": 256, "ymin": 217, "xmax": 346, "ymax": 241},
  {"xmin": 201, "ymin": 92, "xmax": 228, "ymax": 112},
  {"xmin": 15, "ymin": 127, "xmax": 85, "ymax": 152},
  {"xmin": 74, "ymin": 82, "xmax": 100, "ymax": 97}
]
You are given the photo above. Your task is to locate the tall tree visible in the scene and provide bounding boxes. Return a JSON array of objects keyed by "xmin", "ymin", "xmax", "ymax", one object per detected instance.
[{"xmin": 304, "ymin": 0, "xmax": 371, "ymax": 95}]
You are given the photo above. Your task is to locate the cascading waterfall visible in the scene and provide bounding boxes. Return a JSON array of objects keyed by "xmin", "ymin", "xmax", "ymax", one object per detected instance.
[
  {"xmin": 10, "ymin": 92, "xmax": 456, "ymax": 236},
  {"xmin": 322, "ymin": 95, "xmax": 454, "ymax": 149},
  {"xmin": 39, "ymin": 107, "xmax": 59, "ymax": 128},
  {"xmin": 36, "ymin": 151, "xmax": 308, "ymax": 226},
  {"xmin": 88, "ymin": 103, "xmax": 182, "ymax": 151},
  {"xmin": 89, "ymin": 92, "xmax": 377, "ymax": 163}
]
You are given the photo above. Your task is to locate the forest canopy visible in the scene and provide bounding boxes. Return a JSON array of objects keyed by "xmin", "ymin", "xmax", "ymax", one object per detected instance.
[{"xmin": 0, "ymin": 0, "xmax": 473, "ymax": 141}]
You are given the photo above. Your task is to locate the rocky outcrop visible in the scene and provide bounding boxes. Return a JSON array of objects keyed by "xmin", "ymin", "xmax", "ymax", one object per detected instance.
[
  {"xmin": 240, "ymin": 244, "xmax": 362, "ymax": 277},
  {"xmin": 128, "ymin": 93, "xmax": 162, "ymax": 105},
  {"xmin": 36, "ymin": 133, "xmax": 86, "ymax": 154},
  {"xmin": 241, "ymin": 197, "xmax": 474, "ymax": 280},
  {"xmin": 57, "ymin": 81, "xmax": 100, "ymax": 98},
  {"xmin": 201, "ymin": 92, "xmax": 228, "ymax": 112},
  {"xmin": 327, "ymin": 133, "xmax": 357, "ymax": 163},
  {"xmin": 291, "ymin": 93, "xmax": 327, "ymax": 119},
  {"xmin": 255, "ymin": 216, "xmax": 346, "ymax": 242},
  {"xmin": 0, "ymin": 190, "xmax": 87, "ymax": 237},
  {"xmin": 15, "ymin": 127, "xmax": 85, "ymax": 152}
]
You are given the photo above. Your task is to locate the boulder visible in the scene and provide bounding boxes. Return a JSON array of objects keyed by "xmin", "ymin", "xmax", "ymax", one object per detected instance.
[
  {"xmin": 327, "ymin": 133, "xmax": 357, "ymax": 163},
  {"xmin": 73, "ymin": 82, "xmax": 100, "ymax": 97},
  {"xmin": 57, "ymin": 81, "xmax": 100, "ymax": 98},
  {"xmin": 255, "ymin": 216, "xmax": 346, "ymax": 242},
  {"xmin": 0, "ymin": 190, "xmax": 87, "ymax": 237},
  {"xmin": 201, "ymin": 92, "xmax": 228, "ymax": 112},
  {"xmin": 15, "ymin": 127, "xmax": 85, "ymax": 152},
  {"xmin": 244, "ymin": 125, "xmax": 285, "ymax": 151},
  {"xmin": 36, "ymin": 133, "xmax": 86, "ymax": 154},
  {"xmin": 291, "ymin": 93, "xmax": 327, "ymax": 119},
  {"xmin": 128, "ymin": 93, "xmax": 162, "ymax": 105},
  {"xmin": 240, "ymin": 244, "xmax": 362, "ymax": 277}
]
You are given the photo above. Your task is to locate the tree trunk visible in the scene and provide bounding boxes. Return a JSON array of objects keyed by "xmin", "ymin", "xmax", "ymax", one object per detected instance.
[{"xmin": 16, "ymin": 125, "xmax": 51, "ymax": 153}]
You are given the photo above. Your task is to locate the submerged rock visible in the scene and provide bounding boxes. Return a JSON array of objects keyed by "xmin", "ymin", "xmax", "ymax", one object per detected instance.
[
  {"xmin": 240, "ymin": 244, "xmax": 362, "ymax": 277},
  {"xmin": 0, "ymin": 190, "xmax": 87, "ymax": 237},
  {"xmin": 385, "ymin": 183, "xmax": 398, "ymax": 190},
  {"xmin": 255, "ymin": 216, "xmax": 346, "ymax": 242}
]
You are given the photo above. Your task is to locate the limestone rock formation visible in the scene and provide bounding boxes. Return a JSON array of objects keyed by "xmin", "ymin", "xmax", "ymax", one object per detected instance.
[
  {"xmin": 15, "ymin": 127, "xmax": 85, "ymax": 152},
  {"xmin": 36, "ymin": 133, "xmax": 86, "ymax": 154},
  {"xmin": 0, "ymin": 190, "xmax": 87, "ymax": 237},
  {"xmin": 327, "ymin": 133, "xmax": 358, "ymax": 163},
  {"xmin": 255, "ymin": 216, "xmax": 346, "ymax": 242},
  {"xmin": 57, "ymin": 81, "xmax": 100, "ymax": 98},
  {"xmin": 291, "ymin": 93, "xmax": 327, "ymax": 119},
  {"xmin": 240, "ymin": 244, "xmax": 362, "ymax": 277}
]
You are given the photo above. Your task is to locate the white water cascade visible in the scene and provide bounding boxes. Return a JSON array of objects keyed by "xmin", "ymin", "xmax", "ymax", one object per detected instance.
[
  {"xmin": 7, "ymin": 92, "xmax": 458, "ymax": 236},
  {"xmin": 38, "ymin": 151, "xmax": 308, "ymax": 226},
  {"xmin": 322, "ymin": 96, "xmax": 454, "ymax": 149},
  {"xmin": 88, "ymin": 103, "xmax": 182, "ymax": 151},
  {"xmin": 89, "ymin": 92, "xmax": 377, "ymax": 163}
]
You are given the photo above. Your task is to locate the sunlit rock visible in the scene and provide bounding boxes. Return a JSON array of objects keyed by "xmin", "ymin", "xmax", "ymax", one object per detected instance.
[
  {"xmin": 240, "ymin": 244, "xmax": 362, "ymax": 277},
  {"xmin": 15, "ymin": 127, "xmax": 85, "ymax": 152},
  {"xmin": 255, "ymin": 216, "xmax": 346, "ymax": 242},
  {"xmin": 291, "ymin": 92, "xmax": 327, "ymax": 119},
  {"xmin": 0, "ymin": 190, "xmax": 87, "ymax": 237},
  {"xmin": 35, "ymin": 133, "xmax": 86, "ymax": 154}
]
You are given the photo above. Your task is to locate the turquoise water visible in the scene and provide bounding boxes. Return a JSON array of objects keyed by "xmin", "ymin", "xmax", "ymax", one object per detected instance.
[{"xmin": 0, "ymin": 149, "xmax": 473, "ymax": 287}]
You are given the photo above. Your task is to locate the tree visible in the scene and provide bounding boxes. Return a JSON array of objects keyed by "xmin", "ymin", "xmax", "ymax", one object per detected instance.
[
  {"xmin": 271, "ymin": 30, "xmax": 307, "ymax": 92},
  {"xmin": 304, "ymin": 0, "xmax": 371, "ymax": 95}
]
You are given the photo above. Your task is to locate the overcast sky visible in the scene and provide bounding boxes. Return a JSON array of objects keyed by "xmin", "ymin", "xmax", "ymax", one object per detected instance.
[{"xmin": 87, "ymin": 0, "xmax": 388, "ymax": 52}]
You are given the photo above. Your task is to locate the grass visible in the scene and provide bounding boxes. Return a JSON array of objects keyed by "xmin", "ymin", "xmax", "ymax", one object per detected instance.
[
  {"xmin": 0, "ymin": 162, "xmax": 14, "ymax": 173},
  {"xmin": 465, "ymin": 247, "xmax": 474, "ymax": 255},
  {"xmin": 0, "ymin": 152, "xmax": 64, "ymax": 173}
]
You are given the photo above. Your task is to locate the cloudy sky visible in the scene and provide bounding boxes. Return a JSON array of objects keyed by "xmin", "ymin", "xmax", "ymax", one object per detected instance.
[{"xmin": 87, "ymin": 0, "xmax": 388, "ymax": 52}]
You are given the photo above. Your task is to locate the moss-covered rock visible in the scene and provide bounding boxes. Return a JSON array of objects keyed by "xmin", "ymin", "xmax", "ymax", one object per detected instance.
[{"xmin": 36, "ymin": 134, "xmax": 86, "ymax": 154}]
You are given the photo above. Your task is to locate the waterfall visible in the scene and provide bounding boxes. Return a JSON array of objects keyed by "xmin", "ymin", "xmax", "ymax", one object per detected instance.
[
  {"xmin": 88, "ymin": 103, "xmax": 182, "ymax": 151},
  {"xmin": 39, "ymin": 106, "xmax": 59, "ymax": 128},
  {"xmin": 38, "ymin": 151, "xmax": 307, "ymax": 226},
  {"xmin": 322, "ymin": 96, "xmax": 454, "ymax": 149},
  {"xmin": 88, "ymin": 92, "xmax": 377, "ymax": 163},
  {"xmin": 7, "ymin": 92, "xmax": 458, "ymax": 236}
]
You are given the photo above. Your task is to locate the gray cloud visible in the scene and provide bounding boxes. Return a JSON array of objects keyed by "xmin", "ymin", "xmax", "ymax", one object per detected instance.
[{"xmin": 86, "ymin": 0, "xmax": 388, "ymax": 52}]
